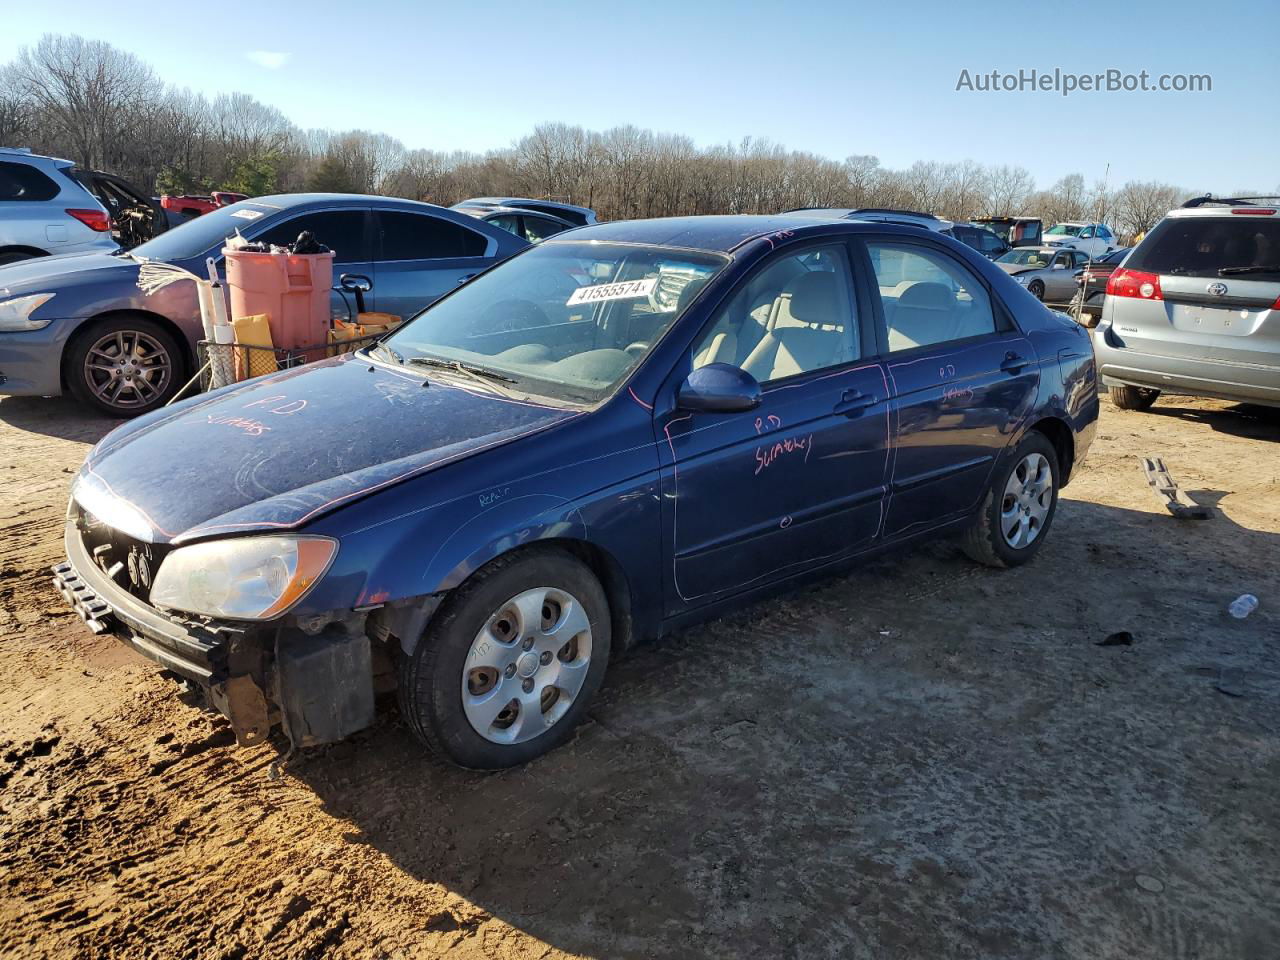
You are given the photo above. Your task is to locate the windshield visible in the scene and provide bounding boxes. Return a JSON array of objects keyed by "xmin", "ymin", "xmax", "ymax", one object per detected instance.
[
  {"xmin": 130, "ymin": 201, "xmax": 281, "ymax": 261},
  {"xmin": 381, "ymin": 241, "xmax": 728, "ymax": 404},
  {"xmin": 1126, "ymin": 217, "xmax": 1280, "ymax": 281},
  {"xmin": 1045, "ymin": 223, "xmax": 1082, "ymax": 236},
  {"xmin": 997, "ymin": 249, "xmax": 1054, "ymax": 267}
]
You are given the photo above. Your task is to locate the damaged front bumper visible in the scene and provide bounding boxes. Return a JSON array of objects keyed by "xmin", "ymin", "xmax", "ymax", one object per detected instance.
[{"xmin": 52, "ymin": 520, "xmax": 381, "ymax": 748}]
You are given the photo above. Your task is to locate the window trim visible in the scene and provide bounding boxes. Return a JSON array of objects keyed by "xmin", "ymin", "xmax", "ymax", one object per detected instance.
[
  {"xmin": 373, "ymin": 209, "xmax": 497, "ymax": 263},
  {"xmin": 854, "ymin": 234, "xmax": 1017, "ymax": 361}
]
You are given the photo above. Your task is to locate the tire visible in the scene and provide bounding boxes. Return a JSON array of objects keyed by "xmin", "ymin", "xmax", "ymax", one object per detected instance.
[
  {"xmin": 1027, "ymin": 279, "xmax": 1045, "ymax": 301},
  {"xmin": 399, "ymin": 547, "xmax": 612, "ymax": 769},
  {"xmin": 961, "ymin": 431, "xmax": 1060, "ymax": 569},
  {"xmin": 1110, "ymin": 385, "xmax": 1160, "ymax": 411},
  {"xmin": 64, "ymin": 316, "xmax": 184, "ymax": 417},
  {"xmin": 0, "ymin": 251, "xmax": 40, "ymax": 266}
]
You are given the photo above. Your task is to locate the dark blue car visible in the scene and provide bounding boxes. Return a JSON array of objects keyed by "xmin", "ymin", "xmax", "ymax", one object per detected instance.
[{"xmin": 53, "ymin": 214, "xmax": 1099, "ymax": 768}]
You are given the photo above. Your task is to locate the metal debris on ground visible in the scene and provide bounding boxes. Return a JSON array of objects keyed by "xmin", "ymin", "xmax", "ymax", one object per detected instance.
[{"xmin": 1140, "ymin": 457, "xmax": 1213, "ymax": 519}]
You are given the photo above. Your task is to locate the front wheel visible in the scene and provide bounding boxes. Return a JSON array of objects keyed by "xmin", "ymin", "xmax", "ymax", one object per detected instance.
[
  {"xmin": 961, "ymin": 432, "xmax": 1060, "ymax": 568},
  {"xmin": 65, "ymin": 316, "xmax": 183, "ymax": 417},
  {"xmin": 1027, "ymin": 279, "xmax": 1045, "ymax": 301},
  {"xmin": 1110, "ymin": 385, "xmax": 1160, "ymax": 410},
  {"xmin": 399, "ymin": 548, "xmax": 611, "ymax": 769}
]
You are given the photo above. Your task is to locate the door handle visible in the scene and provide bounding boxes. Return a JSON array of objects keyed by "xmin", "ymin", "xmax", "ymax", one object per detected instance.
[
  {"xmin": 1000, "ymin": 353, "xmax": 1029, "ymax": 374},
  {"xmin": 834, "ymin": 389, "xmax": 877, "ymax": 417}
]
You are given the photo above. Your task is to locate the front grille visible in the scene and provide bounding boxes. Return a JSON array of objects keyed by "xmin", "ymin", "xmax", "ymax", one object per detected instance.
[{"xmin": 72, "ymin": 504, "xmax": 175, "ymax": 604}]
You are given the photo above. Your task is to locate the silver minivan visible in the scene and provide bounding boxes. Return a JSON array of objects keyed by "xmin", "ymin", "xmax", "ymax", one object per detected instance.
[
  {"xmin": 0, "ymin": 148, "xmax": 118, "ymax": 264},
  {"xmin": 1093, "ymin": 197, "xmax": 1280, "ymax": 410}
]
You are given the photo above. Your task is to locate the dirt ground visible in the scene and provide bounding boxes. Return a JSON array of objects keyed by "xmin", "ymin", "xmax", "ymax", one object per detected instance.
[{"xmin": 1, "ymin": 390, "xmax": 1277, "ymax": 960}]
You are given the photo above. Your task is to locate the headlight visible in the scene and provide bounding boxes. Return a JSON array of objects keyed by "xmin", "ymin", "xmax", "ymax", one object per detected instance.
[
  {"xmin": 1014, "ymin": 275, "xmax": 1029, "ymax": 284},
  {"xmin": 150, "ymin": 536, "xmax": 337, "ymax": 620},
  {"xmin": 0, "ymin": 293, "xmax": 57, "ymax": 331}
]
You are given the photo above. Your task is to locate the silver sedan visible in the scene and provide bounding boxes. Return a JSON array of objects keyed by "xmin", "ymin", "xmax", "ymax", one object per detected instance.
[{"xmin": 994, "ymin": 247, "xmax": 1090, "ymax": 302}]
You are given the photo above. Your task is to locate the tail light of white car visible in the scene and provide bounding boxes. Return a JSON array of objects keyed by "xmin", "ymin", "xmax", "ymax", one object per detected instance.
[{"xmin": 1106, "ymin": 268, "xmax": 1163, "ymax": 301}]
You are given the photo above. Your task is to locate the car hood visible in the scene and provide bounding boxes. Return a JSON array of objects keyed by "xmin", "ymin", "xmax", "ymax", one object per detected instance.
[
  {"xmin": 75, "ymin": 354, "xmax": 578, "ymax": 544},
  {"xmin": 0, "ymin": 252, "xmax": 142, "ymax": 300}
]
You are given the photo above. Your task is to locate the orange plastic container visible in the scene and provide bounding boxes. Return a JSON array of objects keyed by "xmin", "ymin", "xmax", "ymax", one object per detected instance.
[{"xmin": 224, "ymin": 248, "xmax": 335, "ymax": 358}]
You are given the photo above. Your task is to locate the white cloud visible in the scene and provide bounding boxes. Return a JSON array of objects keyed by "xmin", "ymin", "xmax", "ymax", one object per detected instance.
[{"xmin": 246, "ymin": 50, "xmax": 291, "ymax": 70}]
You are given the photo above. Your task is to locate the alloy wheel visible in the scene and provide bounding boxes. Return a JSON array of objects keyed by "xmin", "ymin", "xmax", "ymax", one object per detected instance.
[
  {"xmin": 83, "ymin": 329, "xmax": 173, "ymax": 410},
  {"xmin": 1001, "ymin": 452, "xmax": 1053, "ymax": 549},
  {"xmin": 461, "ymin": 586, "xmax": 593, "ymax": 744}
]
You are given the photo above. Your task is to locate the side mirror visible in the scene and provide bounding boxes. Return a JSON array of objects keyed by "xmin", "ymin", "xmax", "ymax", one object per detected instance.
[{"xmin": 677, "ymin": 363, "xmax": 762, "ymax": 413}]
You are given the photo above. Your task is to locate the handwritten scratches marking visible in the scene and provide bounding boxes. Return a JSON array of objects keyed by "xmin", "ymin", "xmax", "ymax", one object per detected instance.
[
  {"xmin": 479, "ymin": 486, "xmax": 511, "ymax": 508},
  {"xmin": 753, "ymin": 414, "xmax": 782, "ymax": 435},
  {"xmin": 779, "ymin": 515, "xmax": 793, "ymax": 529},
  {"xmin": 242, "ymin": 395, "xmax": 308, "ymax": 415},
  {"xmin": 627, "ymin": 386, "xmax": 653, "ymax": 411},
  {"xmin": 207, "ymin": 414, "xmax": 271, "ymax": 436},
  {"xmin": 754, "ymin": 433, "xmax": 814, "ymax": 475}
]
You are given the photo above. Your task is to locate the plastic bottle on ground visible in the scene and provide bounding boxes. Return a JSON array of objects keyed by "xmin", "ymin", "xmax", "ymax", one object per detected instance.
[{"xmin": 1228, "ymin": 595, "xmax": 1258, "ymax": 619}]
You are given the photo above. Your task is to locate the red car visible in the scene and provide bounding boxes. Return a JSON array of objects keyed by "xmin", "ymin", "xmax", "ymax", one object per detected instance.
[
  {"xmin": 1070, "ymin": 247, "xmax": 1131, "ymax": 324},
  {"xmin": 159, "ymin": 191, "xmax": 249, "ymax": 220}
]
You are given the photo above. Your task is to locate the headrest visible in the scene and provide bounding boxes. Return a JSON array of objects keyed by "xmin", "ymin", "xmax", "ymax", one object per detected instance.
[
  {"xmin": 898, "ymin": 282, "xmax": 954, "ymax": 310},
  {"xmin": 784, "ymin": 271, "xmax": 839, "ymax": 322}
]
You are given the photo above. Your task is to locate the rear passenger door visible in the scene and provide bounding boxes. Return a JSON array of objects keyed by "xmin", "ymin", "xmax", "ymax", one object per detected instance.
[
  {"xmin": 372, "ymin": 210, "xmax": 495, "ymax": 318},
  {"xmin": 860, "ymin": 238, "xmax": 1039, "ymax": 539}
]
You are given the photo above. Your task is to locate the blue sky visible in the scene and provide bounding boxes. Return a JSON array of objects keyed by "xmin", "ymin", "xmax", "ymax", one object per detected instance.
[{"xmin": 3, "ymin": 0, "xmax": 1276, "ymax": 192}]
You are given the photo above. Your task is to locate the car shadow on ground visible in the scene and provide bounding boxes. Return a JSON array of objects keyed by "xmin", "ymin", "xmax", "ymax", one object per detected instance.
[
  {"xmin": 285, "ymin": 497, "xmax": 1280, "ymax": 958},
  {"xmin": 0, "ymin": 395, "xmax": 121, "ymax": 444},
  {"xmin": 1142, "ymin": 399, "xmax": 1280, "ymax": 442}
]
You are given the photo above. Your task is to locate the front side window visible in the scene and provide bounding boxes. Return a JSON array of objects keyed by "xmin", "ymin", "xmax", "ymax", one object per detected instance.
[
  {"xmin": 522, "ymin": 215, "xmax": 566, "ymax": 243},
  {"xmin": 379, "ymin": 211, "xmax": 488, "ymax": 260},
  {"xmin": 867, "ymin": 242, "xmax": 997, "ymax": 352},
  {"xmin": 487, "ymin": 214, "xmax": 521, "ymax": 237},
  {"xmin": 382, "ymin": 241, "xmax": 726, "ymax": 403},
  {"xmin": 691, "ymin": 244, "xmax": 858, "ymax": 384},
  {"xmin": 0, "ymin": 161, "xmax": 61, "ymax": 202}
]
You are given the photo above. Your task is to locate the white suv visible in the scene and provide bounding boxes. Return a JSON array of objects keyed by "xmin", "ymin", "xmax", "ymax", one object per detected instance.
[
  {"xmin": 1043, "ymin": 221, "xmax": 1118, "ymax": 258},
  {"xmin": 0, "ymin": 148, "xmax": 118, "ymax": 265}
]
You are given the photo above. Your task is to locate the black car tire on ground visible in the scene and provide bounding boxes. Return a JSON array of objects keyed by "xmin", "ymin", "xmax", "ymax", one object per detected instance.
[
  {"xmin": 1027, "ymin": 279, "xmax": 1045, "ymax": 301},
  {"xmin": 64, "ymin": 315, "xmax": 184, "ymax": 417},
  {"xmin": 1110, "ymin": 385, "xmax": 1160, "ymax": 410},
  {"xmin": 399, "ymin": 547, "xmax": 612, "ymax": 769},
  {"xmin": 961, "ymin": 431, "xmax": 1060, "ymax": 569}
]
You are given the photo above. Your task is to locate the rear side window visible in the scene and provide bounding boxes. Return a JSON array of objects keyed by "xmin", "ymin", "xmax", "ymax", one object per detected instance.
[
  {"xmin": 378, "ymin": 211, "xmax": 488, "ymax": 260},
  {"xmin": 254, "ymin": 210, "xmax": 370, "ymax": 261},
  {"xmin": 522, "ymin": 215, "xmax": 566, "ymax": 243},
  {"xmin": 867, "ymin": 242, "xmax": 997, "ymax": 353},
  {"xmin": 1127, "ymin": 217, "xmax": 1280, "ymax": 281},
  {"xmin": 0, "ymin": 161, "xmax": 61, "ymax": 201}
]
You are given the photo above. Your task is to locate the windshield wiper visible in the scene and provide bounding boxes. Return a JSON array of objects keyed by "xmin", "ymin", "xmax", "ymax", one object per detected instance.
[
  {"xmin": 364, "ymin": 341, "xmax": 404, "ymax": 366},
  {"xmin": 1219, "ymin": 265, "xmax": 1280, "ymax": 276},
  {"xmin": 406, "ymin": 357, "xmax": 517, "ymax": 383}
]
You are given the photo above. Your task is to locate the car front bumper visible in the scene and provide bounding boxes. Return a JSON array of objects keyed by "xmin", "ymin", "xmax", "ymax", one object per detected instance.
[
  {"xmin": 1093, "ymin": 330, "xmax": 1280, "ymax": 408},
  {"xmin": 0, "ymin": 319, "xmax": 76, "ymax": 396}
]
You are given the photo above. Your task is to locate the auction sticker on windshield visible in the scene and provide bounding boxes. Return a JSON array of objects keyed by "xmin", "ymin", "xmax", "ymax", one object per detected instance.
[{"xmin": 566, "ymin": 277, "xmax": 658, "ymax": 306}]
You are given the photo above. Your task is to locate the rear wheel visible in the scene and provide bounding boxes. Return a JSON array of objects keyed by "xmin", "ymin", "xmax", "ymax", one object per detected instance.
[
  {"xmin": 0, "ymin": 250, "xmax": 40, "ymax": 266},
  {"xmin": 65, "ymin": 316, "xmax": 182, "ymax": 417},
  {"xmin": 1110, "ymin": 385, "xmax": 1160, "ymax": 411},
  {"xmin": 962, "ymin": 432, "xmax": 1060, "ymax": 568},
  {"xmin": 399, "ymin": 548, "xmax": 611, "ymax": 769}
]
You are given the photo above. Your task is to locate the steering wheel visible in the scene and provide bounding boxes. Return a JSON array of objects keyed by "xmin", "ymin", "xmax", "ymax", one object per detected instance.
[
  {"xmin": 624, "ymin": 341, "xmax": 649, "ymax": 358},
  {"xmin": 480, "ymin": 299, "xmax": 549, "ymax": 333}
]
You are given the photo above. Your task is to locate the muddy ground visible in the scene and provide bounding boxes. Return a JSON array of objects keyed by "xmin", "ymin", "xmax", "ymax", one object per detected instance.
[{"xmin": 1, "ymin": 391, "xmax": 1277, "ymax": 960}]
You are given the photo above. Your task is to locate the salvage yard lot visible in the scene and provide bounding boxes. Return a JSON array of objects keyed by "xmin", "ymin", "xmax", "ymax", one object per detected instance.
[{"xmin": 1, "ymin": 393, "xmax": 1277, "ymax": 959}]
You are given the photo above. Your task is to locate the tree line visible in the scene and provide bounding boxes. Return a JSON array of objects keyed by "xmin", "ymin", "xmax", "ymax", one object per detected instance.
[{"xmin": 3, "ymin": 34, "xmax": 1264, "ymax": 242}]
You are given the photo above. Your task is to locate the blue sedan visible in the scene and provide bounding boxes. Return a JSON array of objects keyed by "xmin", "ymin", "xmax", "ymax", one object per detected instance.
[
  {"xmin": 0, "ymin": 194, "xmax": 527, "ymax": 416},
  {"xmin": 53, "ymin": 214, "xmax": 1099, "ymax": 767}
]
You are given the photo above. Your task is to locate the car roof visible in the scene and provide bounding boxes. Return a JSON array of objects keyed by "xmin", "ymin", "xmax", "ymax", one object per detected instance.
[
  {"xmin": 457, "ymin": 196, "xmax": 595, "ymax": 217},
  {"xmin": 545, "ymin": 214, "xmax": 933, "ymax": 254},
  {"xmin": 474, "ymin": 205, "xmax": 573, "ymax": 224}
]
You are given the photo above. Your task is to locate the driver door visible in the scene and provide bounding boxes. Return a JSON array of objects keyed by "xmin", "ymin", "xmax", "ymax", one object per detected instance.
[{"xmin": 656, "ymin": 241, "xmax": 891, "ymax": 612}]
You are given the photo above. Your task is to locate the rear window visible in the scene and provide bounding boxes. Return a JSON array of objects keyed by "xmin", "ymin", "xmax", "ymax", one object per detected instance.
[
  {"xmin": 1128, "ymin": 216, "xmax": 1280, "ymax": 281},
  {"xmin": 378, "ymin": 211, "xmax": 488, "ymax": 259},
  {"xmin": 0, "ymin": 161, "xmax": 61, "ymax": 202}
]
